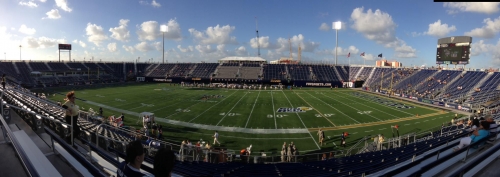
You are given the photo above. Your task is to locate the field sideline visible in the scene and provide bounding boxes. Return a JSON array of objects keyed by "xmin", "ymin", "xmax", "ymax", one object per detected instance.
[{"xmin": 45, "ymin": 83, "xmax": 460, "ymax": 153}]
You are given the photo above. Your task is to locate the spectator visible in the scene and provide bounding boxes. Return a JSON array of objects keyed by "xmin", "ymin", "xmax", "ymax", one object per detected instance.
[
  {"xmin": 119, "ymin": 113, "xmax": 125, "ymax": 122},
  {"xmin": 157, "ymin": 125, "xmax": 163, "ymax": 140},
  {"xmin": 329, "ymin": 152, "xmax": 335, "ymax": 159},
  {"xmin": 99, "ymin": 107, "xmax": 103, "ymax": 116},
  {"xmin": 62, "ymin": 91, "xmax": 80, "ymax": 149},
  {"xmin": 486, "ymin": 116, "xmax": 498, "ymax": 142},
  {"xmin": 153, "ymin": 148, "xmax": 176, "ymax": 177},
  {"xmin": 321, "ymin": 153, "xmax": 327, "ymax": 161},
  {"xmin": 281, "ymin": 142, "xmax": 287, "ymax": 162},
  {"xmin": 117, "ymin": 140, "xmax": 146, "ymax": 177},
  {"xmin": 454, "ymin": 121, "xmax": 490, "ymax": 151},
  {"xmin": 1, "ymin": 74, "xmax": 5, "ymax": 89}
]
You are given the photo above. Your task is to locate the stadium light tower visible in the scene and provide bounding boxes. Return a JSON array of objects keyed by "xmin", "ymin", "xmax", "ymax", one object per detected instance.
[
  {"xmin": 333, "ymin": 21, "xmax": 342, "ymax": 65},
  {"xmin": 19, "ymin": 45, "xmax": 22, "ymax": 60},
  {"xmin": 160, "ymin": 25, "xmax": 168, "ymax": 64}
]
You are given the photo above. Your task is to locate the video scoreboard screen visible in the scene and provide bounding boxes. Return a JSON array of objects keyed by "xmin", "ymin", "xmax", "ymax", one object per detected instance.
[
  {"xmin": 436, "ymin": 43, "xmax": 470, "ymax": 64},
  {"xmin": 59, "ymin": 44, "xmax": 72, "ymax": 50}
]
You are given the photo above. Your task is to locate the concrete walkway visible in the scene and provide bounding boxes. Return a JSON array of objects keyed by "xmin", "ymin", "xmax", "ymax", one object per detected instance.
[{"xmin": 85, "ymin": 101, "xmax": 309, "ymax": 134}]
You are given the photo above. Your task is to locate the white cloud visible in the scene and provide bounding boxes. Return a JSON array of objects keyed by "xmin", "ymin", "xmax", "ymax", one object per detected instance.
[
  {"xmin": 19, "ymin": 1, "xmax": 38, "ymax": 7},
  {"xmin": 177, "ymin": 45, "xmax": 194, "ymax": 52},
  {"xmin": 79, "ymin": 40, "xmax": 86, "ymax": 48},
  {"xmin": 316, "ymin": 46, "xmax": 359, "ymax": 56},
  {"xmin": 249, "ymin": 36, "xmax": 278, "ymax": 49},
  {"xmin": 319, "ymin": 23, "xmax": 330, "ymax": 31},
  {"xmin": 135, "ymin": 42, "xmax": 153, "ymax": 52},
  {"xmin": 444, "ymin": 2, "xmax": 500, "ymax": 14},
  {"xmin": 137, "ymin": 19, "xmax": 182, "ymax": 41},
  {"xmin": 464, "ymin": 17, "xmax": 500, "ymax": 39},
  {"xmin": 85, "ymin": 23, "xmax": 108, "ymax": 46},
  {"xmin": 109, "ymin": 19, "xmax": 130, "ymax": 42},
  {"xmin": 250, "ymin": 34, "xmax": 320, "ymax": 53},
  {"xmin": 39, "ymin": 0, "xmax": 47, "ymax": 2},
  {"xmin": 151, "ymin": 0, "xmax": 161, "ymax": 7},
  {"xmin": 21, "ymin": 36, "xmax": 66, "ymax": 49},
  {"xmin": 139, "ymin": 0, "xmax": 161, "ymax": 8},
  {"xmin": 18, "ymin": 25, "xmax": 36, "ymax": 35},
  {"xmin": 235, "ymin": 46, "xmax": 247, "ymax": 56},
  {"xmin": 152, "ymin": 42, "xmax": 162, "ymax": 51},
  {"xmin": 410, "ymin": 32, "xmax": 422, "ymax": 37},
  {"xmin": 362, "ymin": 53, "xmax": 376, "ymax": 60},
  {"xmin": 351, "ymin": 7, "xmax": 397, "ymax": 46},
  {"xmin": 107, "ymin": 43, "xmax": 117, "ymax": 52},
  {"xmin": 424, "ymin": 20, "xmax": 457, "ymax": 37},
  {"xmin": 122, "ymin": 45, "xmax": 135, "ymax": 54},
  {"xmin": 350, "ymin": 7, "xmax": 417, "ymax": 58},
  {"xmin": 55, "ymin": 0, "xmax": 72, "ymax": 12},
  {"xmin": 471, "ymin": 40, "xmax": 493, "ymax": 56},
  {"xmin": 72, "ymin": 39, "xmax": 86, "ymax": 48},
  {"xmin": 195, "ymin": 45, "xmax": 216, "ymax": 53},
  {"xmin": 44, "ymin": 9, "xmax": 61, "ymax": 19},
  {"xmin": 163, "ymin": 19, "xmax": 182, "ymax": 40},
  {"xmin": 137, "ymin": 21, "xmax": 159, "ymax": 41},
  {"xmin": 188, "ymin": 25, "xmax": 238, "ymax": 45}
]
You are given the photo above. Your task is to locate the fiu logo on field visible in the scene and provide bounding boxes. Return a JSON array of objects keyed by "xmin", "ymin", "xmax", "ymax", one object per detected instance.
[{"xmin": 277, "ymin": 107, "xmax": 313, "ymax": 113}]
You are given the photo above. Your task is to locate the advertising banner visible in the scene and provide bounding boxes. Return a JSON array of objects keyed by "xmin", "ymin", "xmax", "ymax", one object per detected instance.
[{"xmin": 421, "ymin": 99, "xmax": 433, "ymax": 104}]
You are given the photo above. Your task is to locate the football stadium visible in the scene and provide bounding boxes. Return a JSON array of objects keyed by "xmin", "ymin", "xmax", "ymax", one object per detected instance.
[{"xmin": 3, "ymin": 1, "xmax": 500, "ymax": 177}]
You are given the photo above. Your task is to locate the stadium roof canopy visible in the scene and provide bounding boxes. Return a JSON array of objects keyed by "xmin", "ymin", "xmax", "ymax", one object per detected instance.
[{"xmin": 218, "ymin": 57, "xmax": 266, "ymax": 62}]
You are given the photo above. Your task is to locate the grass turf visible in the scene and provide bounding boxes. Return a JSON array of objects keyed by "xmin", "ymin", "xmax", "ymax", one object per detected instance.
[{"xmin": 45, "ymin": 83, "xmax": 459, "ymax": 154}]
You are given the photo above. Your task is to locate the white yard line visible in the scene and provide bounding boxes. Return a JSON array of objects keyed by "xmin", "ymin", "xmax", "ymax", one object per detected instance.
[
  {"xmin": 244, "ymin": 91, "xmax": 261, "ymax": 128},
  {"xmin": 319, "ymin": 93, "xmax": 382, "ymax": 121},
  {"xmin": 215, "ymin": 92, "xmax": 249, "ymax": 126},
  {"xmin": 168, "ymin": 128, "xmax": 312, "ymax": 140},
  {"xmin": 334, "ymin": 92, "xmax": 400, "ymax": 118},
  {"xmin": 271, "ymin": 91, "xmax": 277, "ymax": 129},
  {"xmin": 344, "ymin": 92, "xmax": 414, "ymax": 115},
  {"xmin": 303, "ymin": 92, "xmax": 361, "ymax": 124},
  {"xmin": 188, "ymin": 90, "xmax": 239, "ymax": 123},
  {"xmin": 281, "ymin": 91, "xmax": 321, "ymax": 150}
]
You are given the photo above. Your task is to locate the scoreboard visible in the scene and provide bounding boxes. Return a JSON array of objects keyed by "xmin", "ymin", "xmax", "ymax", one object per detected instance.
[
  {"xmin": 436, "ymin": 36, "xmax": 472, "ymax": 65},
  {"xmin": 59, "ymin": 44, "xmax": 72, "ymax": 50}
]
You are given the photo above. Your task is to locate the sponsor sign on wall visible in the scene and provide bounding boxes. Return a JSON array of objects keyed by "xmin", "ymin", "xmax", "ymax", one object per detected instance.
[
  {"xmin": 153, "ymin": 78, "xmax": 172, "ymax": 82},
  {"xmin": 305, "ymin": 83, "xmax": 332, "ymax": 87}
]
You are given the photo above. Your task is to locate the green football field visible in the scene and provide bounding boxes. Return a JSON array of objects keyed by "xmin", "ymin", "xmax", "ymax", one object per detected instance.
[{"xmin": 44, "ymin": 83, "xmax": 459, "ymax": 155}]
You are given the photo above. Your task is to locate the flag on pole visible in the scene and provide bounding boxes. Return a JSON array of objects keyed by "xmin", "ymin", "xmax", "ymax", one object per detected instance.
[
  {"xmin": 360, "ymin": 52, "xmax": 365, "ymax": 56},
  {"xmin": 347, "ymin": 52, "xmax": 350, "ymax": 58},
  {"xmin": 378, "ymin": 53, "xmax": 383, "ymax": 58}
]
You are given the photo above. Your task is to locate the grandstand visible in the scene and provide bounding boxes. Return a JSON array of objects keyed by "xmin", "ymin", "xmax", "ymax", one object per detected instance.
[{"xmin": 1, "ymin": 59, "xmax": 500, "ymax": 177}]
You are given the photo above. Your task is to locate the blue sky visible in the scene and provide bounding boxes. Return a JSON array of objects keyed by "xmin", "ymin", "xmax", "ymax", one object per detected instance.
[{"xmin": 2, "ymin": 1, "xmax": 500, "ymax": 69}]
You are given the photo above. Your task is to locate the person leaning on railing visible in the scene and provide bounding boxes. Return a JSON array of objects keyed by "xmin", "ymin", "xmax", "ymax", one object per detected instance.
[{"xmin": 62, "ymin": 91, "xmax": 81, "ymax": 149}]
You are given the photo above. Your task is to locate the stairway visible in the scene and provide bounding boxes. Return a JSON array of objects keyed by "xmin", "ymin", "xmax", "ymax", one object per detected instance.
[
  {"xmin": 285, "ymin": 65, "xmax": 291, "ymax": 79},
  {"xmin": 63, "ymin": 62, "xmax": 71, "ymax": 70},
  {"xmin": 188, "ymin": 64, "xmax": 198, "ymax": 76},
  {"xmin": 363, "ymin": 67, "xmax": 377, "ymax": 87},
  {"xmin": 414, "ymin": 70, "xmax": 441, "ymax": 91},
  {"xmin": 45, "ymin": 62, "xmax": 53, "ymax": 71},
  {"xmin": 434, "ymin": 71, "xmax": 466, "ymax": 98},
  {"xmin": 353, "ymin": 67, "xmax": 364, "ymax": 80},
  {"xmin": 465, "ymin": 72, "xmax": 494, "ymax": 97},
  {"xmin": 13, "ymin": 62, "xmax": 20, "ymax": 74},
  {"xmin": 333, "ymin": 67, "xmax": 343, "ymax": 81},
  {"xmin": 25, "ymin": 62, "xmax": 33, "ymax": 71},
  {"xmin": 145, "ymin": 64, "xmax": 161, "ymax": 76}
]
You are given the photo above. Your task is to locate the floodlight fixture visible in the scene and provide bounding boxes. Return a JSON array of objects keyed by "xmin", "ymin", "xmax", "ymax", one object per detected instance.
[
  {"xmin": 160, "ymin": 25, "xmax": 168, "ymax": 64},
  {"xmin": 333, "ymin": 21, "xmax": 342, "ymax": 30}
]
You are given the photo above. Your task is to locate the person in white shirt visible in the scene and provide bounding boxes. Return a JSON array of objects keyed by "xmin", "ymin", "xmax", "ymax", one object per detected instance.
[{"xmin": 213, "ymin": 131, "xmax": 221, "ymax": 146}]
